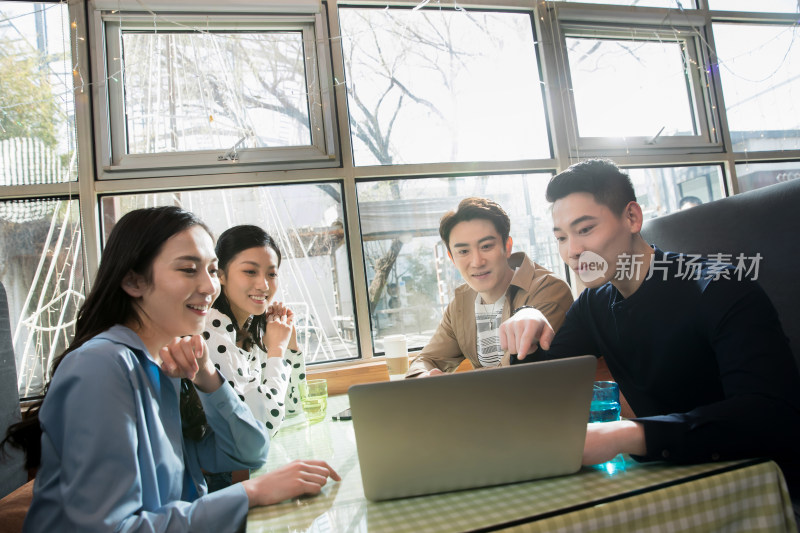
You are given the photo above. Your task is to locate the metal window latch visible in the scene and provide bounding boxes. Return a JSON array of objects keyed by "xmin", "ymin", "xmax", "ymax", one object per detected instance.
[
  {"xmin": 218, "ymin": 132, "xmax": 253, "ymax": 161},
  {"xmin": 646, "ymin": 126, "xmax": 665, "ymax": 145}
]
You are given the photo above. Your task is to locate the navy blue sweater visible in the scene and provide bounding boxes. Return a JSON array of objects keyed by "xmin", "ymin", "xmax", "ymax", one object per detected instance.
[{"xmin": 515, "ymin": 248, "xmax": 800, "ymax": 490}]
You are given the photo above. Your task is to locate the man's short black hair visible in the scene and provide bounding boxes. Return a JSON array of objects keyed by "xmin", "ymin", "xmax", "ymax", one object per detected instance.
[
  {"xmin": 679, "ymin": 196, "xmax": 703, "ymax": 209},
  {"xmin": 546, "ymin": 159, "xmax": 637, "ymax": 215},
  {"xmin": 439, "ymin": 197, "xmax": 510, "ymax": 253}
]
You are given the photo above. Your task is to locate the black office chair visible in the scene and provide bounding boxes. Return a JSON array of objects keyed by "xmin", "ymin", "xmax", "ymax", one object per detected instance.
[{"xmin": 642, "ymin": 178, "xmax": 800, "ymax": 369}]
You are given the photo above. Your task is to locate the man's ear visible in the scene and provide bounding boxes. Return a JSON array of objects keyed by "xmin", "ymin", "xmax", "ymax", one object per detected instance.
[
  {"xmin": 447, "ymin": 249, "xmax": 454, "ymax": 264},
  {"xmin": 505, "ymin": 236, "xmax": 513, "ymax": 256},
  {"xmin": 121, "ymin": 271, "xmax": 146, "ymax": 298},
  {"xmin": 623, "ymin": 201, "xmax": 645, "ymax": 234}
]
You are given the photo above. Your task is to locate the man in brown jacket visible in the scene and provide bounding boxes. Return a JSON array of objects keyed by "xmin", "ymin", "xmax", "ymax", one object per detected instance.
[{"xmin": 406, "ymin": 197, "xmax": 573, "ymax": 377}]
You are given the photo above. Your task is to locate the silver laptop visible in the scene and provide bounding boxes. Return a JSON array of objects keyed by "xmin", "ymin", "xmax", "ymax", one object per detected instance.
[{"xmin": 349, "ymin": 355, "xmax": 597, "ymax": 501}]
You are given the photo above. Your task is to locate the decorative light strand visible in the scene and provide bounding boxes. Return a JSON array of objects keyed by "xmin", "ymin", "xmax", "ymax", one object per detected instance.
[{"xmin": 1, "ymin": 0, "xmax": 799, "ymax": 156}]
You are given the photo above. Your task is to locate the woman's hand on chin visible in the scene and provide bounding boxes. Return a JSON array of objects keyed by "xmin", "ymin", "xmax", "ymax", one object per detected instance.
[
  {"xmin": 263, "ymin": 302, "xmax": 295, "ymax": 358},
  {"xmin": 159, "ymin": 335, "xmax": 222, "ymax": 392}
]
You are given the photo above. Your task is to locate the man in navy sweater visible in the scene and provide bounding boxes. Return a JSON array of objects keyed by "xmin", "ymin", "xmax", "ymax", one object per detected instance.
[{"xmin": 503, "ymin": 159, "xmax": 800, "ymax": 502}]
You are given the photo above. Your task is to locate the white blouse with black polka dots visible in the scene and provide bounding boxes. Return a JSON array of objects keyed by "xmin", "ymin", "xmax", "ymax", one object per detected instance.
[{"xmin": 204, "ymin": 308, "xmax": 306, "ymax": 437}]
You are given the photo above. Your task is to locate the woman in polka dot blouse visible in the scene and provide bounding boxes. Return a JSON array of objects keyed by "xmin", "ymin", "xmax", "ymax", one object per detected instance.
[{"xmin": 204, "ymin": 225, "xmax": 307, "ymax": 441}]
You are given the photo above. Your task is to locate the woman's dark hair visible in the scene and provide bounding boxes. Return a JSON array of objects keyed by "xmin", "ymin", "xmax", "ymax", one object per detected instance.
[
  {"xmin": 213, "ymin": 225, "xmax": 282, "ymax": 353},
  {"xmin": 2, "ymin": 206, "xmax": 212, "ymax": 468}
]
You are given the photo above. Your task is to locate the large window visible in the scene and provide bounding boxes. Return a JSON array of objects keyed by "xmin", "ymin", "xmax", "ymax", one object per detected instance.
[
  {"xmin": 0, "ymin": 2, "xmax": 76, "ymax": 185},
  {"xmin": 92, "ymin": 8, "xmax": 337, "ymax": 176},
  {"xmin": 553, "ymin": 0, "xmax": 695, "ymax": 6},
  {"xmin": 1, "ymin": 199, "xmax": 84, "ymax": 398},
  {"xmin": 712, "ymin": 22, "xmax": 800, "ymax": 153},
  {"xmin": 735, "ymin": 161, "xmax": 800, "ymax": 193},
  {"xmin": 121, "ymin": 29, "xmax": 311, "ymax": 154},
  {"xmin": 4, "ymin": 1, "xmax": 800, "ymax": 398},
  {"xmin": 566, "ymin": 35, "xmax": 698, "ymax": 139},
  {"xmin": 549, "ymin": 12, "xmax": 718, "ymax": 155},
  {"xmin": 356, "ymin": 173, "xmax": 557, "ymax": 352},
  {"xmin": 340, "ymin": 7, "xmax": 550, "ymax": 166},
  {"xmin": 707, "ymin": 0, "xmax": 799, "ymax": 12},
  {"xmin": 627, "ymin": 165, "xmax": 725, "ymax": 217},
  {"xmin": 1, "ymin": 2, "xmax": 82, "ymax": 399},
  {"xmin": 100, "ymin": 183, "xmax": 356, "ymax": 363}
]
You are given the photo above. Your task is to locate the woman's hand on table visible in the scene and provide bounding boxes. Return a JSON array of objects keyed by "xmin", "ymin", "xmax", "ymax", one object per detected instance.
[
  {"xmin": 243, "ymin": 459, "xmax": 341, "ymax": 507},
  {"xmin": 582, "ymin": 420, "xmax": 646, "ymax": 465}
]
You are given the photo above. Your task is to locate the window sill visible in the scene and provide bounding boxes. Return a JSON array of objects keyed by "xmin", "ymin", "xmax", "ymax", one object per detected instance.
[
  {"xmin": 307, "ymin": 360, "xmax": 391, "ymax": 396},
  {"xmin": 307, "ymin": 356, "xmax": 474, "ymax": 395}
]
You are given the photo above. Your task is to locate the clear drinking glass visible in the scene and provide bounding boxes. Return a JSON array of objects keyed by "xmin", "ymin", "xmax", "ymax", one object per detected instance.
[
  {"xmin": 589, "ymin": 381, "xmax": 621, "ymax": 423},
  {"xmin": 300, "ymin": 379, "xmax": 328, "ymax": 424}
]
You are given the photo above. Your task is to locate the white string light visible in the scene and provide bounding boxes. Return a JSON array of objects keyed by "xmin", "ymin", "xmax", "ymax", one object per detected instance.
[
  {"xmin": 1, "ymin": 0, "xmax": 799, "ymax": 161},
  {"xmin": 1, "ymin": 0, "xmax": 461, "ymax": 125}
]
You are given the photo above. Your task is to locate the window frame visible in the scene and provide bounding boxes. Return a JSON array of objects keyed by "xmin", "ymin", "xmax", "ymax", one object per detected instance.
[
  {"xmin": 338, "ymin": 4, "xmax": 554, "ymax": 167},
  {"xmin": 90, "ymin": 8, "xmax": 338, "ymax": 179},
  {"xmin": 542, "ymin": 3, "xmax": 723, "ymax": 157},
  {"xmin": 8, "ymin": 0, "xmax": 800, "ymax": 400},
  {"xmin": 708, "ymin": 15, "xmax": 800, "ymax": 157}
]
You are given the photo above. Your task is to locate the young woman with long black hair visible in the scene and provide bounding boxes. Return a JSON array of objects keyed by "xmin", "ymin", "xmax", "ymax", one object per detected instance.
[{"xmin": 3, "ymin": 206, "xmax": 338, "ymax": 532}]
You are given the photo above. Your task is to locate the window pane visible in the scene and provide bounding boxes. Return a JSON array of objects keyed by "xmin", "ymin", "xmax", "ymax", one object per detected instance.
[
  {"xmin": 121, "ymin": 30, "xmax": 311, "ymax": 155},
  {"xmin": 713, "ymin": 23, "xmax": 800, "ymax": 152},
  {"xmin": 0, "ymin": 2, "xmax": 77, "ymax": 185},
  {"xmin": 554, "ymin": 0, "xmax": 694, "ymax": 7},
  {"xmin": 567, "ymin": 35, "xmax": 698, "ymax": 138},
  {"xmin": 356, "ymin": 174, "xmax": 559, "ymax": 352},
  {"xmin": 0, "ymin": 199, "xmax": 84, "ymax": 398},
  {"xmin": 708, "ymin": 0, "xmax": 799, "ymax": 12},
  {"xmin": 100, "ymin": 183, "xmax": 355, "ymax": 364},
  {"xmin": 626, "ymin": 165, "xmax": 725, "ymax": 218},
  {"xmin": 340, "ymin": 8, "xmax": 550, "ymax": 166},
  {"xmin": 736, "ymin": 161, "xmax": 800, "ymax": 193}
]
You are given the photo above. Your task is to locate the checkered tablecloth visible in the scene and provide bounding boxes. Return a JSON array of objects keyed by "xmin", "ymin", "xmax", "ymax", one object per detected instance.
[{"xmin": 247, "ymin": 396, "xmax": 797, "ymax": 533}]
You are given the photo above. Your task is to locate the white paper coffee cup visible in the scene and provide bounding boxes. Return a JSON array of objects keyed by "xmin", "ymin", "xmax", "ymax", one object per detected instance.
[{"xmin": 383, "ymin": 334, "xmax": 408, "ymax": 380}]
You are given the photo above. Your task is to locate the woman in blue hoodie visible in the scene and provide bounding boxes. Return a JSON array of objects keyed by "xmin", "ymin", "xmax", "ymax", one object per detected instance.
[{"xmin": 5, "ymin": 206, "xmax": 338, "ymax": 532}]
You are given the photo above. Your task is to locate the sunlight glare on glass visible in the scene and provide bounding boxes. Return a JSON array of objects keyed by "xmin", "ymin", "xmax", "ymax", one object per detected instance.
[
  {"xmin": 102, "ymin": 184, "xmax": 355, "ymax": 363},
  {"xmin": 567, "ymin": 36, "xmax": 697, "ymax": 138},
  {"xmin": 340, "ymin": 8, "xmax": 550, "ymax": 166},
  {"xmin": 121, "ymin": 31, "xmax": 310, "ymax": 155},
  {"xmin": 554, "ymin": 0, "xmax": 693, "ymax": 7},
  {"xmin": 712, "ymin": 23, "xmax": 800, "ymax": 152},
  {"xmin": 707, "ymin": 0, "xmax": 800, "ymax": 12},
  {"xmin": 0, "ymin": 2, "xmax": 76, "ymax": 184}
]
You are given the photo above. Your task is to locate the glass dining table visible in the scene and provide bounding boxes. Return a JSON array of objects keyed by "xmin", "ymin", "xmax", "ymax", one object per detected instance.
[{"xmin": 247, "ymin": 395, "xmax": 797, "ymax": 532}]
